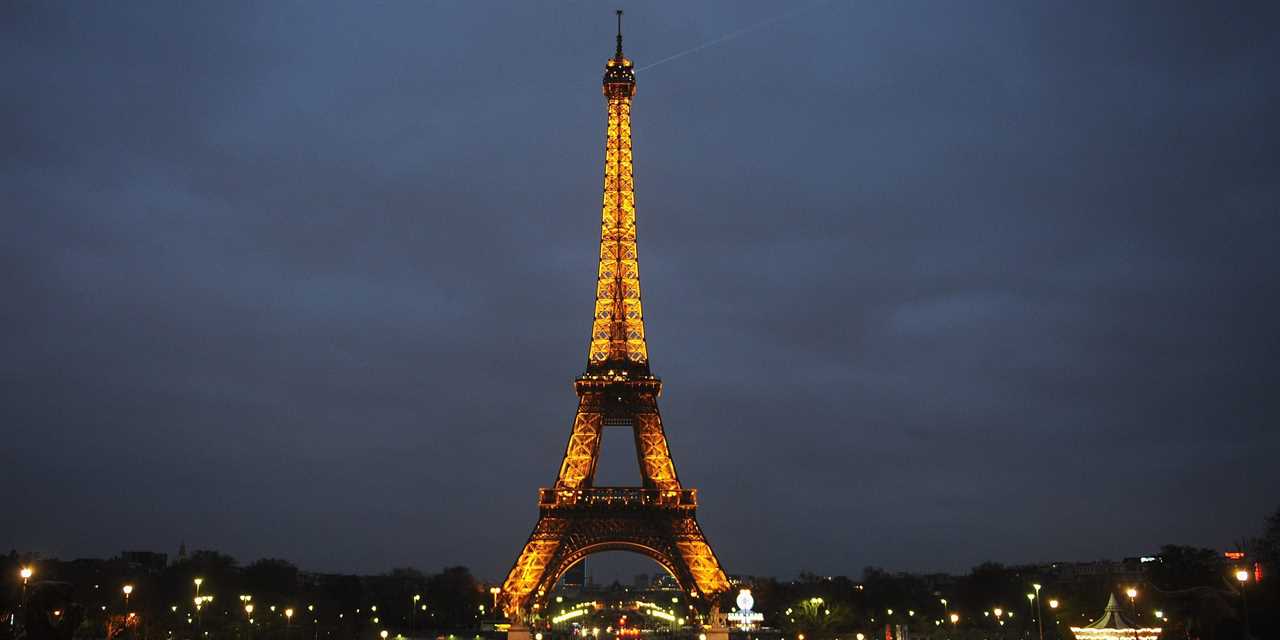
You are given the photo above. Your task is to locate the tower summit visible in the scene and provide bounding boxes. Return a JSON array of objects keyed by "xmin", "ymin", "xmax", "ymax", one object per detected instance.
[{"xmin": 498, "ymin": 14, "xmax": 730, "ymax": 634}]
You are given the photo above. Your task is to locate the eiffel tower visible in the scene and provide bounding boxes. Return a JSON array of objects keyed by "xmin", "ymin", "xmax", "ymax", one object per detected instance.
[{"xmin": 499, "ymin": 10, "xmax": 730, "ymax": 635}]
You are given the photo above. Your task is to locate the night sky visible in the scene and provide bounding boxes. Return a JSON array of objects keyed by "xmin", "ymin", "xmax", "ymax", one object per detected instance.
[{"xmin": 4, "ymin": 1, "xmax": 1279, "ymax": 582}]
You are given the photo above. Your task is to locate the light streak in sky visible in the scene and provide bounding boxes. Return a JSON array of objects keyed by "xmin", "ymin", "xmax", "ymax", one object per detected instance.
[{"xmin": 635, "ymin": 0, "xmax": 834, "ymax": 73}]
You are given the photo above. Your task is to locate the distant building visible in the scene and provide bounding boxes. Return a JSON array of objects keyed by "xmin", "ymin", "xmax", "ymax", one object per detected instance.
[{"xmin": 119, "ymin": 551, "xmax": 168, "ymax": 573}]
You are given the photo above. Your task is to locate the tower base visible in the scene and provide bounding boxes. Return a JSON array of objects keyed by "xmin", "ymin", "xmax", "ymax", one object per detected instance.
[{"xmin": 506, "ymin": 626, "xmax": 531, "ymax": 640}]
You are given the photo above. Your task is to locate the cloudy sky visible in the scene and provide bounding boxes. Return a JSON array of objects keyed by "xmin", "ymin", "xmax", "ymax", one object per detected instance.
[{"xmin": 3, "ymin": 1, "xmax": 1278, "ymax": 581}]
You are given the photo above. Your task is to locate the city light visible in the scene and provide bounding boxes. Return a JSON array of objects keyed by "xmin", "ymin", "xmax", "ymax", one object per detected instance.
[
  {"xmin": 1049, "ymin": 599, "xmax": 1059, "ymax": 609},
  {"xmin": 20, "ymin": 567, "xmax": 33, "ymax": 581},
  {"xmin": 1235, "ymin": 569, "xmax": 1249, "ymax": 583},
  {"xmin": 551, "ymin": 609, "xmax": 588, "ymax": 624}
]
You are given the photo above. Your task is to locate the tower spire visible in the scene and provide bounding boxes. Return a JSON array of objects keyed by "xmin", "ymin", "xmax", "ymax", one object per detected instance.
[{"xmin": 615, "ymin": 9, "xmax": 624, "ymax": 58}]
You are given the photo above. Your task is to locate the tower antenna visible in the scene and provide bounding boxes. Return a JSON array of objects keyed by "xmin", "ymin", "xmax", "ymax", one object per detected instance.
[{"xmin": 615, "ymin": 9, "xmax": 624, "ymax": 58}]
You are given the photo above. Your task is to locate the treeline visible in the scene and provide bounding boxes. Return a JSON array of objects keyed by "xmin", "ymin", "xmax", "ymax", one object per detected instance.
[
  {"xmin": 0, "ymin": 551, "xmax": 485, "ymax": 640},
  {"xmin": 741, "ymin": 506, "xmax": 1280, "ymax": 640}
]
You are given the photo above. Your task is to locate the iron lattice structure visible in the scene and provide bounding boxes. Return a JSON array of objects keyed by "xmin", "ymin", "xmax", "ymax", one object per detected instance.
[{"xmin": 499, "ymin": 14, "xmax": 730, "ymax": 625}]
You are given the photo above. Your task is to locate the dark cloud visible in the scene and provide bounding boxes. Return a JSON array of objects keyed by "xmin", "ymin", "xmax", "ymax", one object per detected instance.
[{"xmin": 3, "ymin": 1, "xmax": 1278, "ymax": 580}]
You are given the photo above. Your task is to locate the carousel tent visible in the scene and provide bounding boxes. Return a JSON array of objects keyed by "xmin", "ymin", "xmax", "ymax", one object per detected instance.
[{"xmin": 1069, "ymin": 593, "xmax": 1161, "ymax": 640}]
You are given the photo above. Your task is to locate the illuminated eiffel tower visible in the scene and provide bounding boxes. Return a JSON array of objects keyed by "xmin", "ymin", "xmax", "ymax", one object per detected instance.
[{"xmin": 499, "ymin": 11, "xmax": 730, "ymax": 636}]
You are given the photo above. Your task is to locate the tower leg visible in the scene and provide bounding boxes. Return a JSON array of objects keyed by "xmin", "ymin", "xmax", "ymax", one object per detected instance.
[{"xmin": 507, "ymin": 626, "xmax": 531, "ymax": 640}]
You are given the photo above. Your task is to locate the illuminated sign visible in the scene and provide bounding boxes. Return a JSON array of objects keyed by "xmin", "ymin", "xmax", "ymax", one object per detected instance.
[
  {"xmin": 1225, "ymin": 551, "xmax": 1245, "ymax": 560},
  {"xmin": 727, "ymin": 590, "xmax": 763, "ymax": 630}
]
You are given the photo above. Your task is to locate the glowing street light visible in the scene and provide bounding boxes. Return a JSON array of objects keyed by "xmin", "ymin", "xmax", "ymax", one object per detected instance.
[
  {"xmin": 19, "ymin": 567, "xmax": 34, "ymax": 611},
  {"xmin": 1235, "ymin": 568, "xmax": 1252, "ymax": 638},
  {"xmin": 1048, "ymin": 599, "xmax": 1059, "ymax": 609},
  {"xmin": 1124, "ymin": 587, "xmax": 1139, "ymax": 627},
  {"xmin": 1032, "ymin": 583, "xmax": 1044, "ymax": 640},
  {"xmin": 123, "ymin": 584, "xmax": 134, "ymax": 610},
  {"xmin": 949, "ymin": 613, "xmax": 959, "ymax": 625}
]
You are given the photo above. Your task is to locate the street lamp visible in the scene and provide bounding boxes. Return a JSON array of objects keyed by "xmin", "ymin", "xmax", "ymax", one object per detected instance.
[
  {"xmin": 1046, "ymin": 598, "xmax": 1060, "ymax": 640},
  {"xmin": 413, "ymin": 594, "xmax": 422, "ymax": 632},
  {"xmin": 1124, "ymin": 588, "xmax": 1139, "ymax": 640},
  {"xmin": 123, "ymin": 585, "xmax": 134, "ymax": 609},
  {"xmin": 19, "ymin": 567, "xmax": 33, "ymax": 612},
  {"xmin": 193, "ymin": 578, "xmax": 205, "ymax": 638},
  {"xmin": 1235, "ymin": 568, "xmax": 1251, "ymax": 638},
  {"xmin": 1033, "ymin": 583, "xmax": 1044, "ymax": 640}
]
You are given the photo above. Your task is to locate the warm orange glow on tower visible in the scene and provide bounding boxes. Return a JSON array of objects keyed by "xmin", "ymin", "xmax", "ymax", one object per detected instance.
[
  {"xmin": 591, "ymin": 37, "xmax": 646, "ymax": 368},
  {"xmin": 498, "ymin": 13, "xmax": 729, "ymax": 626}
]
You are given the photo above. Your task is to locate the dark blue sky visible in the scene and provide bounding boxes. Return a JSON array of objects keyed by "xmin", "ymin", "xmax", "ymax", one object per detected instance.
[{"xmin": 3, "ymin": 1, "xmax": 1278, "ymax": 582}]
